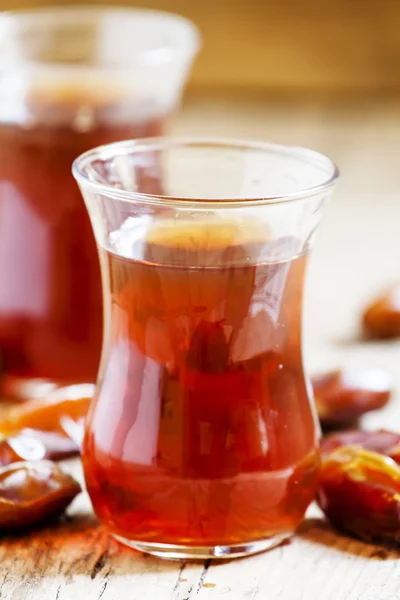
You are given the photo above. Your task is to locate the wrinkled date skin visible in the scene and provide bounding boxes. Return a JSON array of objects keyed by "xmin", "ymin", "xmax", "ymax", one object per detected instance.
[
  {"xmin": 0, "ymin": 460, "xmax": 81, "ymax": 532},
  {"xmin": 317, "ymin": 446, "xmax": 400, "ymax": 545},
  {"xmin": 0, "ymin": 383, "xmax": 93, "ymax": 436},
  {"xmin": 362, "ymin": 285, "xmax": 400, "ymax": 339},
  {"xmin": 322, "ymin": 430, "xmax": 400, "ymax": 464},
  {"xmin": 0, "ymin": 429, "xmax": 79, "ymax": 467},
  {"xmin": 312, "ymin": 368, "xmax": 392, "ymax": 429}
]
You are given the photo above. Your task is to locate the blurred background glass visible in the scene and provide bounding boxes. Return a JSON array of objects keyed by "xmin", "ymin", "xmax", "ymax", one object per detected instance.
[
  {"xmin": 2, "ymin": 0, "xmax": 399, "ymax": 94},
  {"xmin": 0, "ymin": 5, "xmax": 199, "ymax": 400}
]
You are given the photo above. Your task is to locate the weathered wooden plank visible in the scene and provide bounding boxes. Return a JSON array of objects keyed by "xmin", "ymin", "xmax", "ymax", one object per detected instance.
[
  {"xmin": 195, "ymin": 515, "xmax": 400, "ymax": 600},
  {"xmin": 0, "ymin": 503, "xmax": 205, "ymax": 600}
]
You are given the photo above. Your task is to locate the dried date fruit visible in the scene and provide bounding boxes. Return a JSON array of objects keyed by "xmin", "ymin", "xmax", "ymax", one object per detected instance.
[
  {"xmin": 284, "ymin": 449, "xmax": 320, "ymax": 515},
  {"xmin": 0, "ymin": 429, "xmax": 79, "ymax": 467},
  {"xmin": 0, "ymin": 460, "xmax": 81, "ymax": 532},
  {"xmin": 312, "ymin": 368, "xmax": 392, "ymax": 428},
  {"xmin": 322, "ymin": 430, "xmax": 400, "ymax": 464},
  {"xmin": 362, "ymin": 285, "xmax": 400, "ymax": 339},
  {"xmin": 0, "ymin": 383, "xmax": 94, "ymax": 436},
  {"xmin": 317, "ymin": 446, "xmax": 400, "ymax": 545}
]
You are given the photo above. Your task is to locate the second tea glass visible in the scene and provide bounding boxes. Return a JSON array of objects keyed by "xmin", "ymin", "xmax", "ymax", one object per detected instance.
[
  {"xmin": 0, "ymin": 7, "xmax": 199, "ymax": 399},
  {"xmin": 73, "ymin": 138, "xmax": 338, "ymax": 559}
]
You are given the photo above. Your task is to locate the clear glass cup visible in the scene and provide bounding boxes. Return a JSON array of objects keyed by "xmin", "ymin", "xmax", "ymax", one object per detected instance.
[
  {"xmin": 0, "ymin": 7, "xmax": 200, "ymax": 400},
  {"xmin": 73, "ymin": 138, "xmax": 339, "ymax": 559}
]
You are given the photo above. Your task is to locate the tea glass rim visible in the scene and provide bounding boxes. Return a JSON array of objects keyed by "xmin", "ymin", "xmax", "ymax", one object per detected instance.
[
  {"xmin": 0, "ymin": 5, "xmax": 201, "ymax": 69},
  {"xmin": 72, "ymin": 136, "xmax": 340, "ymax": 209}
]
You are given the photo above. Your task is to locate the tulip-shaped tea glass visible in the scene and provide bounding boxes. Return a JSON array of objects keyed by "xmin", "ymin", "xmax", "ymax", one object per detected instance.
[
  {"xmin": 73, "ymin": 138, "xmax": 338, "ymax": 559},
  {"xmin": 0, "ymin": 7, "xmax": 199, "ymax": 400}
]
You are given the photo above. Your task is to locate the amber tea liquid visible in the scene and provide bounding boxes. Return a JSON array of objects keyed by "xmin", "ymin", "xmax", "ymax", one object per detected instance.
[
  {"xmin": 84, "ymin": 221, "xmax": 320, "ymax": 548},
  {"xmin": 0, "ymin": 88, "xmax": 165, "ymax": 394}
]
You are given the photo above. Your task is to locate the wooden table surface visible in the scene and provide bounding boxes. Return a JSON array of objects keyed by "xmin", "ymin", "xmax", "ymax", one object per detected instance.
[{"xmin": 1, "ymin": 95, "xmax": 400, "ymax": 600}]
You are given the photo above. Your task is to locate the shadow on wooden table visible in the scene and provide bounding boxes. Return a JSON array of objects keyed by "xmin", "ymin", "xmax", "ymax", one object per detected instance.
[
  {"xmin": 297, "ymin": 518, "xmax": 400, "ymax": 560},
  {"xmin": 0, "ymin": 511, "xmax": 182, "ymax": 581}
]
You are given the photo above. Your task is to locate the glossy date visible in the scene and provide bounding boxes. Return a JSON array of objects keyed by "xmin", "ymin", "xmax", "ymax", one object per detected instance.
[
  {"xmin": 0, "ymin": 429, "xmax": 79, "ymax": 467},
  {"xmin": 0, "ymin": 460, "xmax": 81, "ymax": 532},
  {"xmin": 0, "ymin": 384, "xmax": 93, "ymax": 436},
  {"xmin": 321, "ymin": 430, "xmax": 400, "ymax": 464},
  {"xmin": 317, "ymin": 446, "xmax": 400, "ymax": 545},
  {"xmin": 362, "ymin": 285, "xmax": 400, "ymax": 339},
  {"xmin": 312, "ymin": 368, "xmax": 392, "ymax": 428}
]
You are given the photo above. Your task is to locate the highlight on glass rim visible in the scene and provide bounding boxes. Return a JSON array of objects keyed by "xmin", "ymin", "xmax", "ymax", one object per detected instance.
[{"xmin": 0, "ymin": 2, "xmax": 397, "ymax": 599}]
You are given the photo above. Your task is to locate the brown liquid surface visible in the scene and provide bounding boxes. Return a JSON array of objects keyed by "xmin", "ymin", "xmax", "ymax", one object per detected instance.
[
  {"xmin": 0, "ymin": 93, "xmax": 164, "ymax": 391},
  {"xmin": 83, "ymin": 222, "xmax": 320, "ymax": 547}
]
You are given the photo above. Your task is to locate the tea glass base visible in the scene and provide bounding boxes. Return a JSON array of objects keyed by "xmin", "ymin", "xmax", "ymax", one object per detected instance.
[{"xmin": 112, "ymin": 532, "xmax": 292, "ymax": 560}]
